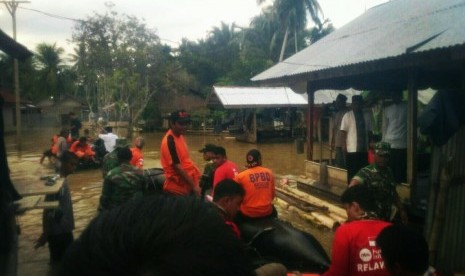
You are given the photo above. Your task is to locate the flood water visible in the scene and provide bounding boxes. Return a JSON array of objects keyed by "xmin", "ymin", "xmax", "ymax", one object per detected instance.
[{"xmin": 5, "ymin": 128, "xmax": 335, "ymax": 275}]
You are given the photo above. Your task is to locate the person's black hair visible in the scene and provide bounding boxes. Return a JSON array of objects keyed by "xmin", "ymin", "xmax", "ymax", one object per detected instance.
[
  {"xmin": 61, "ymin": 196, "xmax": 253, "ymax": 276},
  {"xmin": 341, "ymin": 185, "xmax": 376, "ymax": 212},
  {"xmin": 78, "ymin": 136, "xmax": 87, "ymax": 143},
  {"xmin": 104, "ymin": 126, "xmax": 113, "ymax": 133},
  {"xmin": 213, "ymin": 179, "xmax": 245, "ymax": 202},
  {"xmin": 60, "ymin": 129, "xmax": 69, "ymax": 137},
  {"xmin": 117, "ymin": 146, "xmax": 132, "ymax": 161},
  {"xmin": 376, "ymin": 225, "xmax": 429, "ymax": 274},
  {"xmin": 213, "ymin": 146, "xmax": 226, "ymax": 157}
]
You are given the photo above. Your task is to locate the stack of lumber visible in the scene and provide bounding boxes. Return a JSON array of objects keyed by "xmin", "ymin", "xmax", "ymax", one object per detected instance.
[{"xmin": 275, "ymin": 178, "xmax": 347, "ymax": 230}]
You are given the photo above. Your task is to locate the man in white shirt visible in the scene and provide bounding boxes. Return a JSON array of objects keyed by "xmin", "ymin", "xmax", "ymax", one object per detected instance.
[
  {"xmin": 98, "ymin": 126, "xmax": 118, "ymax": 153},
  {"xmin": 340, "ymin": 95, "xmax": 374, "ymax": 184},
  {"xmin": 382, "ymin": 90, "xmax": 407, "ymax": 183}
]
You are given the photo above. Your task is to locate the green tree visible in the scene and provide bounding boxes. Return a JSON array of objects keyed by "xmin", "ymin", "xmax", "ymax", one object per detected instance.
[
  {"xmin": 257, "ymin": 0, "xmax": 324, "ymax": 61},
  {"xmin": 34, "ymin": 43, "xmax": 66, "ymax": 100},
  {"xmin": 71, "ymin": 5, "xmax": 193, "ymax": 134}
]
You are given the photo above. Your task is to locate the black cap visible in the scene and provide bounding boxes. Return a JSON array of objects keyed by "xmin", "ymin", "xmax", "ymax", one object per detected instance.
[
  {"xmin": 170, "ymin": 109, "xmax": 191, "ymax": 123},
  {"xmin": 198, "ymin": 144, "xmax": 217, "ymax": 153},
  {"xmin": 246, "ymin": 149, "xmax": 261, "ymax": 167}
]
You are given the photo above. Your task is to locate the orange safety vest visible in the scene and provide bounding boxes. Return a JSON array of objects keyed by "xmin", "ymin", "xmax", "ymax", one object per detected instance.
[
  {"xmin": 51, "ymin": 135, "xmax": 59, "ymax": 154},
  {"xmin": 234, "ymin": 166, "xmax": 275, "ymax": 218},
  {"xmin": 130, "ymin": 147, "xmax": 144, "ymax": 169},
  {"xmin": 70, "ymin": 140, "xmax": 95, "ymax": 158},
  {"xmin": 160, "ymin": 129, "xmax": 200, "ymax": 195}
]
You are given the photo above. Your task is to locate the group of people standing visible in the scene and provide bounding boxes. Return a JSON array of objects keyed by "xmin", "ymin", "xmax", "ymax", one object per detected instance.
[
  {"xmin": 332, "ymin": 91, "xmax": 407, "ymax": 185},
  {"xmin": 325, "ymin": 92, "xmax": 436, "ymax": 275}
]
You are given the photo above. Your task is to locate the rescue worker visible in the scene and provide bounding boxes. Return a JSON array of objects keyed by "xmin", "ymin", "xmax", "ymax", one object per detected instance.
[
  {"xmin": 130, "ymin": 136, "xmax": 145, "ymax": 169},
  {"xmin": 234, "ymin": 149, "xmax": 276, "ymax": 222},
  {"xmin": 212, "ymin": 146, "xmax": 238, "ymax": 191},
  {"xmin": 160, "ymin": 110, "xmax": 201, "ymax": 196}
]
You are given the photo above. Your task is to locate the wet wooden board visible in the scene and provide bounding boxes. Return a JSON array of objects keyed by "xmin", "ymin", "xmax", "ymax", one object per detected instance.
[
  {"xmin": 15, "ymin": 195, "xmax": 41, "ymax": 213},
  {"xmin": 15, "ymin": 195, "xmax": 59, "ymax": 211},
  {"xmin": 35, "ymin": 196, "xmax": 59, "ymax": 209},
  {"xmin": 14, "ymin": 177, "xmax": 65, "ymax": 197}
]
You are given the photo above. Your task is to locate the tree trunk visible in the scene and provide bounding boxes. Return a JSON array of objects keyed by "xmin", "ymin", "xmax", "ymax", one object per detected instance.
[{"xmin": 279, "ymin": 26, "xmax": 290, "ymax": 62}]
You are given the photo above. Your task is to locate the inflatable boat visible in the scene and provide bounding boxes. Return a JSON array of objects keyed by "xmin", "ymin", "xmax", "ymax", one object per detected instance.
[
  {"xmin": 238, "ymin": 216, "xmax": 330, "ymax": 273},
  {"xmin": 143, "ymin": 167, "xmax": 330, "ymax": 273}
]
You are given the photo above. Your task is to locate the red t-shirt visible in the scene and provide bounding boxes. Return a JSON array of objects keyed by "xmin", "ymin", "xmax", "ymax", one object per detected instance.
[
  {"xmin": 234, "ymin": 166, "xmax": 275, "ymax": 218},
  {"xmin": 130, "ymin": 147, "xmax": 144, "ymax": 169},
  {"xmin": 323, "ymin": 220, "xmax": 391, "ymax": 276},
  {"xmin": 213, "ymin": 160, "xmax": 238, "ymax": 188}
]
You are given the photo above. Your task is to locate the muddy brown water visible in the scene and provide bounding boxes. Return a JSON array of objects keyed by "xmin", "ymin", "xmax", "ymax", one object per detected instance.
[{"xmin": 5, "ymin": 128, "xmax": 335, "ymax": 275}]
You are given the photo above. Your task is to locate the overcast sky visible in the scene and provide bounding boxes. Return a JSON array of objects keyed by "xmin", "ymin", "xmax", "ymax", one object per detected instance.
[{"xmin": 0, "ymin": 0, "xmax": 387, "ymax": 57}]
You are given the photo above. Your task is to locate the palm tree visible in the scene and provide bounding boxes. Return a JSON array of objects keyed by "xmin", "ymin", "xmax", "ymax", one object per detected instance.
[
  {"xmin": 34, "ymin": 43, "xmax": 65, "ymax": 100},
  {"xmin": 257, "ymin": 0, "xmax": 324, "ymax": 61}
]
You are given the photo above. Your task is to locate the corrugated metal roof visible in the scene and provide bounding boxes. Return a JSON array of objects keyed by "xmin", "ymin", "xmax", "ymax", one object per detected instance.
[
  {"xmin": 252, "ymin": 0, "xmax": 465, "ymax": 83},
  {"xmin": 212, "ymin": 86, "xmax": 307, "ymax": 108},
  {"xmin": 211, "ymin": 87, "xmax": 364, "ymax": 107},
  {"xmin": 0, "ymin": 29, "xmax": 32, "ymax": 61}
]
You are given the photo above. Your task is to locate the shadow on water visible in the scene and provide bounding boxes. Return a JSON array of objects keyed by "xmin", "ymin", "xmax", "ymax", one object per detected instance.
[{"xmin": 5, "ymin": 128, "xmax": 334, "ymax": 275}]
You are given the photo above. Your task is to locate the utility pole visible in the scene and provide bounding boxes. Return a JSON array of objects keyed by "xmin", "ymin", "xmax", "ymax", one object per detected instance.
[{"xmin": 2, "ymin": 0, "xmax": 30, "ymax": 150}]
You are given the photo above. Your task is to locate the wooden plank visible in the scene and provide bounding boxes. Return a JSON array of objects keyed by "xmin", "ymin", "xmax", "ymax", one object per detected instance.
[
  {"xmin": 35, "ymin": 196, "xmax": 59, "ymax": 209},
  {"xmin": 15, "ymin": 196, "xmax": 41, "ymax": 212},
  {"xmin": 14, "ymin": 177, "xmax": 65, "ymax": 197}
]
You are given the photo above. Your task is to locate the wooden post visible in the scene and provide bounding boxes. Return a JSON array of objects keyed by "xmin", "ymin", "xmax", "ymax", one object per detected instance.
[
  {"xmin": 307, "ymin": 82, "xmax": 314, "ymax": 161},
  {"xmin": 407, "ymin": 70, "xmax": 418, "ymax": 207}
]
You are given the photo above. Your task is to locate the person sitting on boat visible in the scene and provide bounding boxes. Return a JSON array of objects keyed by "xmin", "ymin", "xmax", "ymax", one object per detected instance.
[
  {"xmin": 101, "ymin": 138, "xmax": 128, "ymax": 178},
  {"xmin": 98, "ymin": 146, "xmax": 145, "ymax": 212},
  {"xmin": 376, "ymin": 224, "xmax": 438, "ymax": 276},
  {"xmin": 199, "ymin": 143, "xmax": 217, "ymax": 199},
  {"xmin": 213, "ymin": 179, "xmax": 288, "ymax": 276},
  {"xmin": 69, "ymin": 136, "xmax": 97, "ymax": 163},
  {"xmin": 40, "ymin": 133, "xmax": 59, "ymax": 164},
  {"xmin": 234, "ymin": 149, "xmax": 276, "ymax": 222},
  {"xmin": 212, "ymin": 146, "xmax": 238, "ymax": 192},
  {"xmin": 130, "ymin": 136, "xmax": 145, "ymax": 169},
  {"xmin": 213, "ymin": 179, "xmax": 245, "ymax": 238},
  {"xmin": 349, "ymin": 142, "xmax": 407, "ymax": 224},
  {"xmin": 323, "ymin": 184, "xmax": 391, "ymax": 276}
]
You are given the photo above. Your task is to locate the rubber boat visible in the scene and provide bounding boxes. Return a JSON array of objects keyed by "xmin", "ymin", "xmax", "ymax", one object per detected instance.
[
  {"xmin": 143, "ymin": 167, "xmax": 330, "ymax": 273},
  {"xmin": 238, "ymin": 217, "xmax": 330, "ymax": 273}
]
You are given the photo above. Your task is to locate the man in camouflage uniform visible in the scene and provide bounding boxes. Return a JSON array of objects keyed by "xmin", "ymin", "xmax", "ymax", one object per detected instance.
[
  {"xmin": 198, "ymin": 144, "xmax": 217, "ymax": 199},
  {"xmin": 101, "ymin": 138, "xmax": 128, "ymax": 178},
  {"xmin": 98, "ymin": 146, "xmax": 146, "ymax": 212},
  {"xmin": 349, "ymin": 142, "xmax": 407, "ymax": 223}
]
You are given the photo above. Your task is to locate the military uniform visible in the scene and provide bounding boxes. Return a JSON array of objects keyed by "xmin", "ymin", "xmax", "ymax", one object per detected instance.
[
  {"xmin": 101, "ymin": 138, "xmax": 129, "ymax": 177},
  {"xmin": 352, "ymin": 142, "xmax": 399, "ymax": 221},
  {"xmin": 200, "ymin": 161, "xmax": 215, "ymax": 197},
  {"xmin": 102, "ymin": 150, "xmax": 119, "ymax": 177},
  {"xmin": 98, "ymin": 163, "xmax": 145, "ymax": 212}
]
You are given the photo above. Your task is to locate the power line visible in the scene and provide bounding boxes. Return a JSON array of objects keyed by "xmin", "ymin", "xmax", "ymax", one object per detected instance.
[
  {"xmin": 18, "ymin": 6, "xmax": 84, "ymax": 22},
  {"xmin": 17, "ymin": 6, "xmax": 181, "ymax": 46}
]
